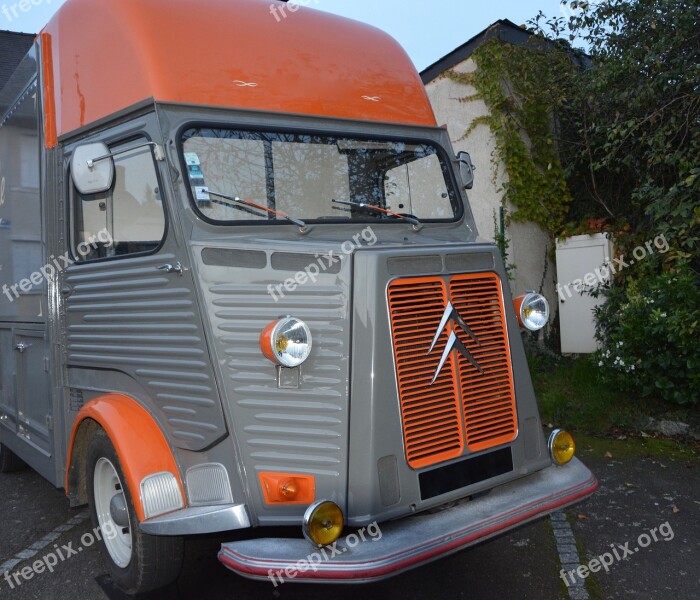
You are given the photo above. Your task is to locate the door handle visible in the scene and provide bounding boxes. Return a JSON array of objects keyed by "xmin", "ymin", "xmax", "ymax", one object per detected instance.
[
  {"xmin": 157, "ymin": 261, "xmax": 189, "ymax": 276},
  {"xmin": 14, "ymin": 343, "xmax": 28, "ymax": 353}
]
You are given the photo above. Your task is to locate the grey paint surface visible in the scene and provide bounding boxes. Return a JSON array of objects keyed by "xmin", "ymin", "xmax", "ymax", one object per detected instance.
[
  {"xmin": 1, "ymin": 82, "xmax": 588, "ymax": 542},
  {"xmin": 193, "ymin": 239, "xmax": 352, "ymax": 524},
  {"xmin": 62, "ymin": 251, "xmax": 228, "ymax": 451},
  {"xmin": 156, "ymin": 105, "xmax": 559, "ymax": 527},
  {"xmin": 348, "ymin": 244, "xmax": 549, "ymax": 525},
  {"xmin": 60, "ymin": 113, "xmax": 229, "ymax": 457}
]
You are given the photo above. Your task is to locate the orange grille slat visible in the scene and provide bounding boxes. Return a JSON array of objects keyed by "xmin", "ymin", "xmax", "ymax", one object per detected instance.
[
  {"xmin": 388, "ymin": 272, "xmax": 518, "ymax": 469},
  {"xmin": 387, "ymin": 278, "xmax": 464, "ymax": 469}
]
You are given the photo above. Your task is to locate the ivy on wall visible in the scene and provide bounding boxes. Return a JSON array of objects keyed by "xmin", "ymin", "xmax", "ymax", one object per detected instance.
[{"xmin": 447, "ymin": 38, "xmax": 575, "ymax": 238}]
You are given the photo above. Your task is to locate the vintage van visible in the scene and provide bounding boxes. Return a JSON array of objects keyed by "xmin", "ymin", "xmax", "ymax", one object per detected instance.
[{"xmin": 0, "ymin": 0, "xmax": 596, "ymax": 593}]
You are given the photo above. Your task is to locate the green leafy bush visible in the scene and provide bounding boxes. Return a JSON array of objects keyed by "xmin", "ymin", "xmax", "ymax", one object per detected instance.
[
  {"xmin": 593, "ymin": 264, "xmax": 700, "ymax": 405},
  {"xmin": 529, "ymin": 1, "xmax": 699, "ymax": 399}
]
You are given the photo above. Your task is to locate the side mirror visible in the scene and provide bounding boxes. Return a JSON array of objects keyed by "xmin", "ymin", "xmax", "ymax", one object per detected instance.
[
  {"xmin": 457, "ymin": 151, "xmax": 475, "ymax": 190},
  {"xmin": 71, "ymin": 142, "xmax": 114, "ymax": 195}
]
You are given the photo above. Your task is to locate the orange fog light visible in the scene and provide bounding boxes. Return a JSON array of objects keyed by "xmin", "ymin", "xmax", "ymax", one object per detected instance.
[{"xmin": 259, "ymin": 472, "xmax": 315, "ymax": 505}]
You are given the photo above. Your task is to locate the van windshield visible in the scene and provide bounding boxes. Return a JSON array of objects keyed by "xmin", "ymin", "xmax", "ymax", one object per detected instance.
[{"xmin": 181, "ymin": 128, "xmax": 460, "ymax": 224}]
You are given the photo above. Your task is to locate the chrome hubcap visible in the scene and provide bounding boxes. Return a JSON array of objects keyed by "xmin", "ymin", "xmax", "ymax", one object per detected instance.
[{"xmin": 94, "ymin": 457, "xmax": 132, "ymax": 568}]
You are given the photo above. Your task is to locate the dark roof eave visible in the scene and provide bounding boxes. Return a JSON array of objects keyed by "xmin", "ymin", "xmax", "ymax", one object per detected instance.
[
  {"xmin": 420, "ymin": 19, "xmax": 533, "ymax": 84},
  {"xmin": 0, "ymin": 29, "xmax": 37, "ymax": 91}
]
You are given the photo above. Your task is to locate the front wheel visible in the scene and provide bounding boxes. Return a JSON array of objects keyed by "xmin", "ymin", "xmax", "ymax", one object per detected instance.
[
  {"xmin": 87, "ymin": 428, "xmax": 184, "ymax": 594},
  {"xmin": 0, "ymin": 443, "xmax": 26, "ymax": 473}
]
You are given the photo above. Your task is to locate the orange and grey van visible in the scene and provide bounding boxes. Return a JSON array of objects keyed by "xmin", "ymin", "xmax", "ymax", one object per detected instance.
[{"xmin": 0, "ymin": 0, "xmax": 596, "ymax": 593}]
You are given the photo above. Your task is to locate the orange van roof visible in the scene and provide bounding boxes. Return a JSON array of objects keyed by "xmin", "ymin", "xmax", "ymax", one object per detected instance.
[{"xmin": 41, "ymin": 0, "xmax": 437, "ymax": 145}]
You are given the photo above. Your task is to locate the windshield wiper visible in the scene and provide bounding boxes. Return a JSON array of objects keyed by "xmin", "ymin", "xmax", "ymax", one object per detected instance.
[
  {"xmin": 207, "ymin": 190, "xmax": 309, "ymax": 233},
  {"xmin": 332, "ymin": 199, "xmax": 422, "ymax": 231}
]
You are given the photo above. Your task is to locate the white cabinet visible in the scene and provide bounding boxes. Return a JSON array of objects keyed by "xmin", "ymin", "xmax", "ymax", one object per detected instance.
[{"xmin": 555, "ymin": 234, "xmax": 614, "ymax": 354}]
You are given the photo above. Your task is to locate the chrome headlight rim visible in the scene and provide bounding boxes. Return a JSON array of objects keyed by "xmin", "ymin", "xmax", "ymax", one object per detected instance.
[
  {"xmin": 518, "ymin": 291, "xmax": 550, "ymax": 331},
  {"xmin": 260, "ymin": 316, "xmax": 313, "ymax": 368}
]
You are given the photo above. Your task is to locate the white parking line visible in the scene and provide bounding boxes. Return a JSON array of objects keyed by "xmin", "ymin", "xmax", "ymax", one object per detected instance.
[
  {"xmin": 0, "ymin": 511, "xmax": 90, "ymax": 575},
  {"xmin": 551, "ymin": 511, "xmax": 589, "ymax": 600}
]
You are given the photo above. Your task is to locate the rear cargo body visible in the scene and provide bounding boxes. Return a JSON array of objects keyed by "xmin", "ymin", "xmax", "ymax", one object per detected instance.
[{"xmin": 0, "ymin": 0, "xmax": 596, "ymax": 593}]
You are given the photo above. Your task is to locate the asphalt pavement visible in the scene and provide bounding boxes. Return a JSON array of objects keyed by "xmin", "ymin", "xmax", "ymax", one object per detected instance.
[{"xmin": 0, "ymin": 436, "xmax": 697, "ymax": 600}]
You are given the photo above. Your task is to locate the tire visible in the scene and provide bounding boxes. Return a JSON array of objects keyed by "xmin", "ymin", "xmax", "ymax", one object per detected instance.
[
  {"xmin": 87, "ymin": 427, "xmax": 184, "ymax": 594},
  {"xmin": 0, "ymin": 443, "xmax": 27, "ymax": 473}
]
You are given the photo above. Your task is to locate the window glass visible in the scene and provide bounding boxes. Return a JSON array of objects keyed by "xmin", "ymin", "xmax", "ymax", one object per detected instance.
[
  {"xmin": 72, "ymin": 141, "xmax": 165, "ymax": 260},
  {"xmin": 383, "ymin": 154, "xmax": 452, "ymax": 219},
  {"xmin": 0, "ymin": 47, "xmax": 43, "ymax": 320},
  {"xmin": 181, "ymin": 129, "xmax": 459, "ymax": 224}
]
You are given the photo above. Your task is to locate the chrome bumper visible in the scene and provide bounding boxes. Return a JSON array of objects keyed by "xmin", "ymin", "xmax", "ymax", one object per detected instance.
[
  {"xmin": 140, "ymin": 504, "xmax": 250, "ymax": 536},
  {"xmin": 219, "ymin": 457, "xmax": 597, "ymax": 583}
]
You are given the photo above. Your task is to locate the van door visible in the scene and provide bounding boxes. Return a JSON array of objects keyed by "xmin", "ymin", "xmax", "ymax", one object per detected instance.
[
  {"xmin": 0, "ymin": 327, "xmax": 18, "ymax": 433},
  {"xmin": 0, "ymin": 326, "xmax": 53, "ymax": 481},
  {"xmin": 14, "ymin": 328, "xmax": 51, "ymax": 455},
  {"xmin": 60, "ymin": 115, "xmax": 227, "ymax": 455}
]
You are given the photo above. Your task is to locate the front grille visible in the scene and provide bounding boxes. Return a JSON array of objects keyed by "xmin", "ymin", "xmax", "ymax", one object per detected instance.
[{"xmin": 388, "ymin": 273, "xmax": 517, "ymax": 469}]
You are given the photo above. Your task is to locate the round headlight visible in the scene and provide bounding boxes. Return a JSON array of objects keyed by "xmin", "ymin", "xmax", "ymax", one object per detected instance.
[
  {"xmin": 260, "ymin": 317, "xmax": 312, "ymax": 367},
  {"xmin": 302, "ymin": 500, "xmax": 344, "ymax": 547},
  {"xmin": 514, "ymin": 292, "xmax": 550, "ymax": 331},
  {"xmin": 548, "ymin": 429, "xmax": 576, "ymax": 465}
]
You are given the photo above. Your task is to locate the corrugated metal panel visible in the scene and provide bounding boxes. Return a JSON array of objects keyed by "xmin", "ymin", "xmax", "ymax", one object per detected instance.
[
  {"xmin": 213, "ymin": 285, "xmax": 346, "ymax": 470},
  {"xmin": 64, "ymin": 252, "xmax": 227, "ymax": 451},
  {"xmin": 196, "ymin": 246, "xmax": 350, "ymax": 512}
]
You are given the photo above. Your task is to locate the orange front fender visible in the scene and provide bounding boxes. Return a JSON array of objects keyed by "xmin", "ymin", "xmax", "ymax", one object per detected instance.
[{"xmin": 66, "ymin": 393, "xmax": 186, "ymax": 522}]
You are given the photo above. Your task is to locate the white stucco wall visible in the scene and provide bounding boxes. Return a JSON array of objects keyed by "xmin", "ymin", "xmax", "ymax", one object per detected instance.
[{"xmin": 425, "ymin": 58, "xmax": 556, "ymax": 308}]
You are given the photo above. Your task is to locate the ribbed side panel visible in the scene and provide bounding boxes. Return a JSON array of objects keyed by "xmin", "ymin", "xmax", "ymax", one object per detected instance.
[
  {"xmin": 203, "ymin": 275, "xmax": 349, "ymax": 482},
  {"xmin": 64, "ymin": 253, "xmax": 227, "ymax": 451}
]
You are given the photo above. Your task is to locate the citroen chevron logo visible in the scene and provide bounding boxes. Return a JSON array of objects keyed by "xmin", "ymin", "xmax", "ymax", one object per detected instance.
[{"xmin": 427, "ymin": 302, "xmax": 483, "ymax": 384}]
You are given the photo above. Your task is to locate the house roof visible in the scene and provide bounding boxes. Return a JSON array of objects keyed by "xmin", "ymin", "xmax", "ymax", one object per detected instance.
[
  {"xmin": 421, "ymin": 19, "xmax": 533, "ymax": 84},
  {"xmin": 0, "ymin": 30, "xmax": 35, "ymax": 91},
  {"xmin": 421, "ymin": 18, "xmax": 590, "ymax": 84}
]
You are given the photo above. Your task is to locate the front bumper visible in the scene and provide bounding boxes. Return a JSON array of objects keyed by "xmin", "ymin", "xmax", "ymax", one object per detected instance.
[
  {"xmin": 219, "ymin": 457, "xmax": 597, "ymax": 583},
  {"xmin": 140, "ymin": 504, "xmax": 250, "ymax": 536}
]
